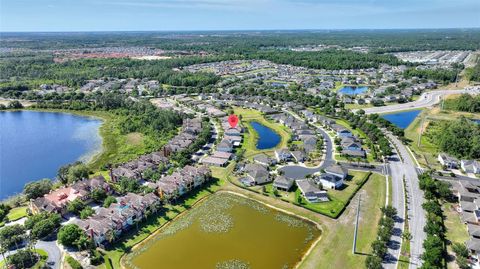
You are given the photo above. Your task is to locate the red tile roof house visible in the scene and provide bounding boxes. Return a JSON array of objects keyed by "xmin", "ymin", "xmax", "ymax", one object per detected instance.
[
  {"xmin": 73, "ymin": 193, "xmax": 160, "ymax": 247},
  {"xmin": 30, "ymin": 175, "xmax": 110, "ymax": 216}
]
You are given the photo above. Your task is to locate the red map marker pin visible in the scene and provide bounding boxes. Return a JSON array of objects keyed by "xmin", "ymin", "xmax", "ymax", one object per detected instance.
[{"xmin": 228, "ymin": 114, "xmax": 239, "ymax": 128}]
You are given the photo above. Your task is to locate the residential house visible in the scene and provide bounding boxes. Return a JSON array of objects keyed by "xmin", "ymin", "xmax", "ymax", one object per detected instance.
[
  {"xmin": 315, "ymin": 173, "xmax": 344, "ymax": 189},
  {"xmin": 296, "ymin": 180, "xmax": 329, "ymax": 203},
  {"xmin": 461, "ymin": 160, "xmax": 480, "ymax": 174},
  {"xmin": 273, "ymin": 176, "xmax": 295, "ymax": 191},
  {"xmin": 253, "ymin": 154, "xmax": 276, "ymax": 167},
  {"xmin": 245, "ymin": 163, "xmax": 270, "ymax": 185},
  {"xmin": 217, "ymin": 139, "xmax": 234, "ymax": 153},
  {"xmin": 325, "ymin": 164, "xmax": 348, "ymax": 180},
  {"xmin": 275, "ymin": 148, "xmax": 292, "ymax": 163},
  {"xmin": 437, "ymin": 153, "xmax": 459, "ymax": 169}
]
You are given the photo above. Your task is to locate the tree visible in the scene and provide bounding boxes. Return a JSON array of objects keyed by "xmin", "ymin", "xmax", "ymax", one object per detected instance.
[
  {"xmin": 0, "ymin": 224, "xmax": 26, "ymax": 249},
  {"xmin": 103, "ymin": 196, "xmax": 117, "ymax": 208},
  {"xmin": 67, "ymin": 199, "xmax": 86, "ymax": 214},
  {"xmin": 452, "ymin": 242, "xmax": 469, "ymax": 258},
  {"xmin": 80, "ymin": 207, "xmax": 94, "ymax": 219},
  {"xmin": 456, "ymin": 256, "xmax": 470, "ymax": 269},
  {"xmin": 381, "ymin": 205, "xmax": 398, "ymax": 219},
  {"xmin": 365, "ymin": 256, "xmax": 382, "ymax": 269},
  {"xmin": 23, "ymin": 179, "xmax": 52, "ymax": 200},
  {"xmin": 371, "ymin": 240, "xmax": 387, "ymax": 258},
  {"xmin": 67, "ymin": 163, "xmax": 89, "ymax": 183},
  {"xmin": 7, "ymin": 249, "xmax": 37, "ymax": 269},
  {"xmin": 58, "ymin": 224, "xmax": 89, "ymax": 250},
  {"xmin": 0, "ymin": 204, "xmax": 11, "ymax": 222},
  {"xmin": 402, "ymin": 231, "xmax": 412, "ymax": 241},
  {"xmin": 91, "ymin": 188, "xmax": 107, "ymax": 203},
  {"xmin": 8, "ymin": 100, "xmax": 23, "ymax": 109}
]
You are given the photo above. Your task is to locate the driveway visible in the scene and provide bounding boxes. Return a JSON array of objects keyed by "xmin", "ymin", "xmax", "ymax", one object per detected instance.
[{"xmin": 0, "ymin": 239, "xmax": 61, "ymax": 269}]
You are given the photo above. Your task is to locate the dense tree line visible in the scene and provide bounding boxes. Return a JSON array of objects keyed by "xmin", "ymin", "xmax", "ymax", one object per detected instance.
[
  {"xmin": 465, "ymin": 59, "xmax": 480, "ymax": 82},
  {"xmin": 365, "ymin": 206, "xmax": 398, "ymax": 269},
  {"xmin": 3, "ymin": 30, "xmax": 480, "ymax": 52},
  {"xmin": 418, "ymin": 173, "xmax": 453, "ymax": 269},
  {"xmin": 0, "ymin": 55, "xmax": 226, "ymax": 88},
  {"xmin": 248, "ymin": 49, "xmax": 403, "ymax": 70},
  {"xmin": 403, "ymin": 68, "xmax": 457, "ymax": 84},
  {"xmin": 426, "ymin": 117, "xmax": 480, "ymax": 159},
  {"xmin": 32, "ymin": 93, "xmax": 183, "ymax": 140},
  {"xmin": 444, "ymin": 93, "xmax": 480, "ymax": 112}
]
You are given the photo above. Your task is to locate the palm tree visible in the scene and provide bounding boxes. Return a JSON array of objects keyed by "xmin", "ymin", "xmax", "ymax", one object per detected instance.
[{"xmin": 0, "ymin": 246, "xmax": 9, "ymax": 269}]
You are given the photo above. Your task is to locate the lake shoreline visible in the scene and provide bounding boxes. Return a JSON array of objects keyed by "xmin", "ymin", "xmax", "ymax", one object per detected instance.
[
  {"xmin": 0, "ymin": 109, "xmax": 104, "ymax": 202},
  {"xmin": 123, "ymin": 191, "xmax": 322, "ymax": 269}
]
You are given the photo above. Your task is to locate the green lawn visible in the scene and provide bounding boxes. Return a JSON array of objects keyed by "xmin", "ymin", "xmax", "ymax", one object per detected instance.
[
  {"xmin": 104, "ymin": 177, "xmax": 226, "ymax": 268},
  {"xmin": 444, "ymin": 203, "xmax": 469, "ymax": 269},
  {"xmin": 233, "ymin": 107, "xmax": 291, "ymax": 159},
  {"xmin": 6, "ymin": 206, "xmax": 28, "ymax": 222},
  {"xmin": 297, "ymin": 171, "xmax": 372, "ymax": 218},
  {"xmin": 299, "ymin": 172, "xmax": 387, "ymax": 269},
  {"xmin": 251, "ymin": 171, "xmax": 372, "ymax": 218}
]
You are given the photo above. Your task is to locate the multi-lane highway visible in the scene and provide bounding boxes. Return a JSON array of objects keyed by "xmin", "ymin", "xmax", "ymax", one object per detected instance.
[
  {"xmin": 360, "ymin": 88, "xmax": 479, "ymax": 114},
  {"xmin": 387, "ymin": 133, "xmax": 426, "ymax": 269}
]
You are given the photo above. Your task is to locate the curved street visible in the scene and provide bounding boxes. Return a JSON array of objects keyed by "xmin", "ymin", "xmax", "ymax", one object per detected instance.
[{"xmin": 360, "ymin": 88, "xmax": 478, "ymax": 114}]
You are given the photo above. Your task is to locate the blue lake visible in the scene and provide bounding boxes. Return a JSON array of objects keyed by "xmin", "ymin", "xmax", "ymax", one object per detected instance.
[
  {"xmin": 0, "ymin": 111, "xmax": 102, "ymax": 200},
  {"xmin": 381, "ymin": 110, "xmax": 422, "ymax": 129},
  {"xmin": 471, "ymin": 119, "xmax": 480, "ymax": 124},
  {"xmin": 250, "ymin": 121, "xmax": 281, "ymax": 150},
  {"xmin": 338, "ymin": 86, "xmax": 368, "ymax": 95}
]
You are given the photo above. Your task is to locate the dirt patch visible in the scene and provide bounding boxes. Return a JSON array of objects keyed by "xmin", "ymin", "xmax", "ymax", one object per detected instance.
[{"xmin": 126, "ymin": 132, "xmax": 144, "ymax": 146}]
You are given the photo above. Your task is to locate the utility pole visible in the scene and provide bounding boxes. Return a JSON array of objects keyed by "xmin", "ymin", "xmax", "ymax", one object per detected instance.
[
  {"xmin": 417, "ymin": 116, "xmax": 425, "ymax": 148},
  {"xmin": 353, "ymin": 194, "xmax": 361, "ymax": 254}
]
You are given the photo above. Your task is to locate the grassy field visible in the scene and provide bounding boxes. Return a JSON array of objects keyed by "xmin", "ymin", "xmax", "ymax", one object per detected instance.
[
  {"xmin": 299, "ymin": 172, "xmax": 386, "ymax": 269},
  {"xmin": 233, "ymin": 107, "xmax": 291, "ymax": 159},
  {"xmin": 444, "ymin": 203, "xmax": 469, "ymax": 269},
  {"xmin": 248, "ymin": 171, "xmax": 372, "ymax": 218},
  {"xmin": 6, "ymin": 206, "xmax": 28, "ymax": 221},
  {"xmin": 404, "ymin": 107, "xmax": 479, "ymax": 169}
]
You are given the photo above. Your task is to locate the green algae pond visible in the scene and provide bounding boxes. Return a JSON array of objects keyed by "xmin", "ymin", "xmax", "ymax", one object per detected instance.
[{"xmin": 125, "ymin": 193, "xmax": 321, "ymax": 269}]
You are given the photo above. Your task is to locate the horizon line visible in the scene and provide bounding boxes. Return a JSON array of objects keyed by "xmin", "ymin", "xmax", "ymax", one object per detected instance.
[{"xmin": 1, "ymin": 27, "xmax": 480, "ymax": 34}]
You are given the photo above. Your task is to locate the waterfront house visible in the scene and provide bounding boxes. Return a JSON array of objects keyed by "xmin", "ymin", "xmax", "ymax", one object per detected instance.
[
  {"xmin": 30, "ymin": 176, "xmax": 110, "ymax": 216},
  {"xmin": 245, "ymin": 163, "xmax": 270, "ymax": 185},
  {"xmin": 275, "ymin": 148, "xmax": 292, "ymax": 163},
  {"xmin": 253, "ymin": 154, "xmax": 276, "ymax": 167},
  {"xmin": 296, "ymin": 180, "xmax": 329, "ymax": 203},
  {"xmin": 273, "ymin": 176, "xmax": 294, "ymax": 191},
  {"xmin": 314, "ymin": 173, "xmax": 344, "ymax": 189},
  {"xmin": 325, "ymin": 164, "xmax": 348, "ymax": 180}
]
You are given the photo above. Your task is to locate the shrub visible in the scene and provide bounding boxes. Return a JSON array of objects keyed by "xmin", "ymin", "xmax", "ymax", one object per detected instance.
[{"xmin": 67, "ymin": 256, "xmax": 83, "ymax": 269}]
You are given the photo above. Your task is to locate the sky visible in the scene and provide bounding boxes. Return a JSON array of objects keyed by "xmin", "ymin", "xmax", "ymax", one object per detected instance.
[{"xmin": 1, "ymin": 0, "xmax": 479, "ymax": 32}]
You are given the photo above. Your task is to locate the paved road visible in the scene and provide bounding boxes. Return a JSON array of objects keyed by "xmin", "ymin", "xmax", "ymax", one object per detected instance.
[
  {"xmin": 383, "ymin": 151, "xmax": 406, "ymax": 269},
  {"xmin": 359, "ymin": 88, "xmax": 478, "ymax": 114},
  {"xmin": 387, "ymin": 133, "xmax": 426, "ymax": 269},
  {"xmin": 278, "ymin": 110, "xmax": 335, "ymax": 179},
  {"xmin": 36, "ymin": 240, "xmax": 61, "ymax": 269},
  {"xmin": 0, "ymin": 240, "xmax": 61, "ymax": 269}
]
